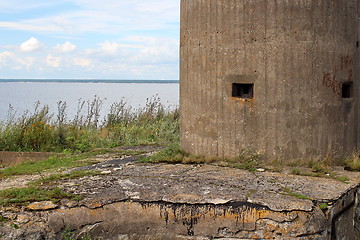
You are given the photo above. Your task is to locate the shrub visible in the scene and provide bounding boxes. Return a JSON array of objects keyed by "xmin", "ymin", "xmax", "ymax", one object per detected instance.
[
  {"xmin": 344, "ymin": 152, "xmax": 360, "ymax": 171},
  {"xmin": 0, "ymin": 96, "xmax": 179, "ymax": 153}
]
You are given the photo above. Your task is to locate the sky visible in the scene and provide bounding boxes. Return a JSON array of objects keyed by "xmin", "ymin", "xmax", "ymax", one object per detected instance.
[{"xmin": 0, "ymin": 0, "xmax": 180, "ymax": 80}]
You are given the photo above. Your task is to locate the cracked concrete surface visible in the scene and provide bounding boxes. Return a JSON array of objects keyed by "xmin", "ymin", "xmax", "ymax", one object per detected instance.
[{"xmin": 0, "ymin": 147, "xmax": 359, "ymax": 239}]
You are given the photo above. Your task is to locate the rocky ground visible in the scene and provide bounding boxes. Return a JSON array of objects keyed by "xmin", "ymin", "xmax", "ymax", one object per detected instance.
[{"xmin": 0, "ymin": 146, "xmax": 359, "ymax": 240}]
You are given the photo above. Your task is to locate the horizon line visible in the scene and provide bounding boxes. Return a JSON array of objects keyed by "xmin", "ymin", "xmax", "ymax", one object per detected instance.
[{"xmin": 0, "ymin": 79, "xmax": 179, "ymax": 84}]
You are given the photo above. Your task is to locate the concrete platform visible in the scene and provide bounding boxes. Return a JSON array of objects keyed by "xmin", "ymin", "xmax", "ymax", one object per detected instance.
[{"xmin": 0, "ymin": 153, "xmax": 359, "ymax": 239}]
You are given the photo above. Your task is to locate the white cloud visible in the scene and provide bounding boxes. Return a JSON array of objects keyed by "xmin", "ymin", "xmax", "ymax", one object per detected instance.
[
  {"xmin": 0, "ymin": 51, "xmax": 15, "ymax": 64},
  {"xmin": 98, "ymin": 41, "xmax": 121, "ymax": 55},
  {"xmin": 0, "ymin": 0, "xmax": 61, "ymax": 13},
  {"xmin": 16, "ymin": 56, "xmax": 35, "ymax": 69},
  {"xmin": 0, "ymin": 0, "xmax": 179, "ymax": 35},
  {"xmin": 124, "ymin": 36, "xmax": 179, "ymax": 64},
  {"xmin": 52, "ymin": 16, "xmax": 79, "ymax": 34},
  {"xmin": 0, "ymin": 51, "xmax": 34, "ymax": 69},
  {"xmin": 73, "ymin": 57, "xmax": 91, "ymax": 67},
  {"xmin": 20, "ymin": 37, "xmax": 43, "ymax": 52},
  {"xmin": 0, "ymin": 21, "xmax": 63, "ymax": 33},
  {"xmin": 54, "ymin": 41, "xmax": 76, "ymax": 52},
  {"xmin": 46, "ymin": 55, "xmax": 61, "ymax": 67},
  {"xmin": 0, "ymin": 34, "xmax": 179, "ymax": 79},
  {"xmin": 96, "ymin": 41, "xmax": 142, "ymax": 56},
  {"xmin": 0, "ymin": 0, "xmax": 180, "ymax": 79}
]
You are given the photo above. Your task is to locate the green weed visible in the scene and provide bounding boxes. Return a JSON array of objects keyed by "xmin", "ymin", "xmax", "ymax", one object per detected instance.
[
  {"xmin": 61, "ymin": 226, "xmax": 76, "ymax": 240},
  {"xmin": 61, "ymin": 227, "xmax": 95, "ymax": 240},
  {"xmin": 0, "ymin": 150, "xmax": 108, "ymax": 178},
  {"xmin": 140, "ymin": 143, "xmax": 218, "ymax": 164},
  {"xmin": 309, "ymin": 160, "xmax": 330, "ymax": 174},
  {"xmin": 141, "ymin": 145, "xmax": 262, "ymax": 173},
  {"xmin": 319, "ymin": 203, "xmax": 329, "ymax": 210},
  {"xmin": 140, "ymin": 143, "xmax": 186, "ymax": 163},
  {"xmin": 31, "ymin": 170, "xmax": 101, "ymax": 186},
  {"xmin": 9, "ymin": 223, "xmax": 19, "ymax": 229},
  {"xmin": 291, "ymin": 168, "xmax": 301, "ymax": 175},
  {"xmin": 223, "ymin": 148, "xmax": 262, "ymax": 172},
  {"xmin": 245, "ymin": 190, "xmax": 256, "ymax": 200},
  {"xmin": 0, "ymin": 186, "xmax": 75, "ymax": 206},
  {"xmin": 335, "ymin": 176, "xmax": 349, "ymax": 183},
  {"xmin": 344, "ymin": 152, "xmax": 360, "ymax": 171},
  {"xmin": 0, "ymin": 215, "xmax": 8, "ymax": 223},
  {"xmin": 281, "ymin": 187, "xmax": 312, "ymax": 200}
]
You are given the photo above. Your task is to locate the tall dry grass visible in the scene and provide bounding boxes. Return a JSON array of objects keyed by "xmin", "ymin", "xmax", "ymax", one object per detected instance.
[{"xmin": 0, "ymin": 96, "xmax": 179, "ymax": 153}]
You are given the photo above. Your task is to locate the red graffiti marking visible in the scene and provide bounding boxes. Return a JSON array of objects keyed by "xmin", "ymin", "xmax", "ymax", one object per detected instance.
[
  {"xmin": 340, "ymin": 55, "xmax": 352, "ymax": 71},
  {"xmin": 322, "ymin": 55, "xmax": 353, "ymax": 96},
  {"xmin": 323, "ymin": 72, "xmax": 342, "ymax": 96},
  {"xmin": 348, "ymin": 69, "xmax": 353, "ymax": 81}
]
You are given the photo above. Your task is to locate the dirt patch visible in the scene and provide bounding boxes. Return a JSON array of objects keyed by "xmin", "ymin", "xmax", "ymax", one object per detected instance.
[{"xmin": 0, "ymin": 152, "xmax": 52, "ymax": 168}]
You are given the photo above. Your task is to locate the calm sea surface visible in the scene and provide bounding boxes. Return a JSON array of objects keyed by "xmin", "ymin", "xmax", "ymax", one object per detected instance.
[{"xmin": 0, "ymin": 82, "xmax": 179, "ymax": 122}]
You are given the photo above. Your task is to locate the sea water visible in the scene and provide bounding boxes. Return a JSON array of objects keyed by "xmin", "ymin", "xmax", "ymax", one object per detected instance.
[{"xmin": 0, "ymin": 80, "xmax": 179, "ymax": 122}]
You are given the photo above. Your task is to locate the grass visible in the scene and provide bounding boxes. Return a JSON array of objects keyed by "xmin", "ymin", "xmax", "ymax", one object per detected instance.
[
  {"xmin": 0, "ymin": 150, "xmax": 115, "ymax": 207},
  {"xmin": 32, "ymin": 170, "xmax": 102, "ymax": 186},
  {"xmin": 0, "ymin": 150, "xmax": 108, "ymax": 178},
  {"xmin": 143, "ymin": 144, "xmax": 356, "ymax": 180},
  {"xmin": 140, "ymin": 143, "xmax": 190, "ymax": 163},
  {"xmin": 0, "ymin": 215, "xmax": 8, "ymax": 223},
  {"xmin": 0, "ymin": 170, "xmax": 102, "ymax": 207},
  {"xmin": 141, "ymin": 144, "xmax": 263, "ymax": 172},
  {"xmin": 319, "ymin": 203, "xmax": 329, "ymax": 210},
  {"xmin": 290, "ymin": 166, "xmax": 350, "ymax": 183},
  {"xmin": 308, "ymin": 159, "xmax": 331, "ymax": 174},
  {"xmin": 0, "ymin": 186, "xmax": 75, "ymax": 206},
  {"xmin": 0, "ymin": 95, "xmax": 179, "ymax": 208},
  {"xmin": 0, "ymin": 96, "xmax": 179, "ymax": 153},
  {"xmin": 230, "ymin": 148, "xmax": 263, "ymax": 172},
  {"xmin": 291, "ymin": 168, "xmax": 301, "ymax": 175},
  {"xmin": 335, "ymin": 176, "xmax": 350, "ymax": 183},
  {"xmin": 280, "ymin": 187, "xmax": 312, "ymax": 200},
  {"xmin": 62, "ymin": 227, "xmax": 95, "ymax": 240},
  {"xmin": 344, "ymin": 152, "xmax": 360, "ymax": 171},
  {"xmin": 0, "ymin": 147, "xmax": 145, "ymax": 179}
]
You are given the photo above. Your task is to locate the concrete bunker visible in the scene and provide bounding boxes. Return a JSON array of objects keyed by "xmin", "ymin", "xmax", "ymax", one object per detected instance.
[{"xmin": 180, "ymin": 0, "xmax": 360, "ymax": 161}]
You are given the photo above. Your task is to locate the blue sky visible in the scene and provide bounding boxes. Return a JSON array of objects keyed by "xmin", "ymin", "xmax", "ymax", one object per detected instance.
[{"xmin": 0, "ymin": 0, "xmax": 180, "ymax": 80}]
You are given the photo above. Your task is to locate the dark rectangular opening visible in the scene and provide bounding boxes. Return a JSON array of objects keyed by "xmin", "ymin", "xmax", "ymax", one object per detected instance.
[
  {"xmin": 342, "ymin": 82, "xmax": 353, "ymax": 98},
  {"xmin": 232, "ymin": 83, "xmax": 254, "ymax": 99}
]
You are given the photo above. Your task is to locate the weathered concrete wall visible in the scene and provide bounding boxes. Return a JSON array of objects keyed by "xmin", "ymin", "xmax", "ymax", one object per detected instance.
[
  {"xmin": 180, "ymin": 0, "xmax": 360, "ymax": 160},
  {"xmin": 0, "ymin": 151, "xmax": 52, "ymax": 167}
]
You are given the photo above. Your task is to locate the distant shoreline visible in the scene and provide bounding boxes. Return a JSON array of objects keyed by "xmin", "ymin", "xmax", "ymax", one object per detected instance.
[{"xmin": 0, "ymin": 79, "xmax": 179, "ymax": 84}]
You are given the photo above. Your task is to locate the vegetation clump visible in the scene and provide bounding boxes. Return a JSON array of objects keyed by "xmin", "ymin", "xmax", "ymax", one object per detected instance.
[
  {"xmin": 0, "ymin": 186, "xmax": 75, "ymax": 206},
  {"xmin": 280, "ymin": 187, "xmax": 312, "ymax": 200},
  {"xmin": 142, "ymin": 144, "xmax": 263, "ymax": 172},
  {"xmin": 0, "ymin": 169, "xmax": 101, "ymax": 206},
  {"xmin": 319, "ymin": 203, "xmax": 329, "ymax": 210},
  {"xmin": 344, "ymin": 152, "xmax": 360, "ymax": 171},
  {"xmin": 0, "ymin": 96, "xmax": 179, "ymax": 153},
  {"xmin": 0, "ymin": 150, "xmax": 106, "ymax": 178}
]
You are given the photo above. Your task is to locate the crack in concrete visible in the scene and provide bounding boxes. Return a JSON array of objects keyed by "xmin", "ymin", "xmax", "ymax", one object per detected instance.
[{"xmin": 296, "ymin": 230, "xmax": 325, "ymax": 238}]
